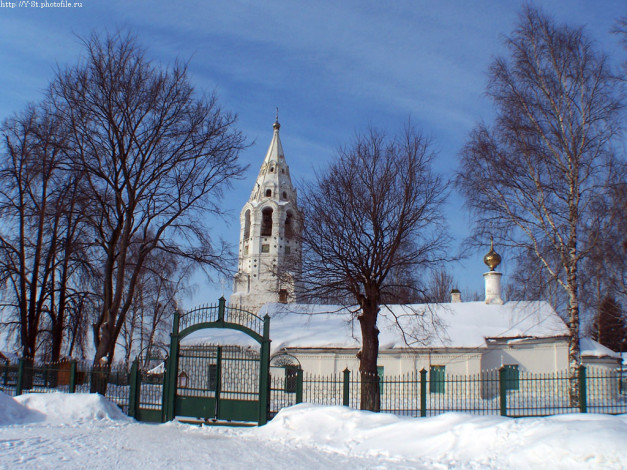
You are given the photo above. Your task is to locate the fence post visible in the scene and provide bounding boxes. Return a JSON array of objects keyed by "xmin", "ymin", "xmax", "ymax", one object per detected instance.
[
  {"xmin": 295, "ymin": 368, "xmax": 303, "ymax": 404},
  {"xmin": 342, "ymin": 368, "xmax": 350, "ymax": 406},
  {"xmin": 128, "ymin": 359, "xmax": 140, "ymax": 419},
  {"xmin": 258, "ymin": 314, "xmax": 271, "ymax": 425},
  {"xmin": 16, "ymin": 358, "xmax": 25, "ymax": 396},
  {"xmin": 69, "ymin": 361, "xmax": 77, "ymax": 393},
  {"xmin": 218, "ymin": 296, "xmax": 226, "ymax": 322},
  {"xmin": 163, "ymin": 310, "xmax": 180, "ymax": 422},
  {"xmin": 499, "ymin": 367, "xmax": 508, "ymax": 416},
  {"xmin": 578, "ymin": 365, "xmax": 587, "ymax": 413},
  {"xmin": 420, "ymin": 369, "xmax": 427, "ymax": 417}
]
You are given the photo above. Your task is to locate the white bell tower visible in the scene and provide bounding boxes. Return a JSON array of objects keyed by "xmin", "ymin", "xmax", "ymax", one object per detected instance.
[{"xmin": 230, "ymin": 116, "xmax": 302, "ymax": 311}]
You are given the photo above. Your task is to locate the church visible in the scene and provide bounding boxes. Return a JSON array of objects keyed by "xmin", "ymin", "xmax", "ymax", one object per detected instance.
[{"xmin": 219, "ymin": 118, "xmax": 621, "ymax": 381}]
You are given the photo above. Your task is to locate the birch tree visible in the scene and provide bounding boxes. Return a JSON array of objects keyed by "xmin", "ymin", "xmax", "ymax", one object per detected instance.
[{"xmin": 457, "ymin": 7, "xmax": 623, "ymax": 400}]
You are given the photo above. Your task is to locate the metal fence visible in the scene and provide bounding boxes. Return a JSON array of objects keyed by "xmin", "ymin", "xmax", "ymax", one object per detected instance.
[
  {"xmin": 299, "ymin": 365, "xmax": 626, "ymax": 417},
  {"xmin": 0, "ymin": 358, "xmax": 164, "ymax": 421},
  {"xmin": 2, "ymin": 358, "xmax": 625, "ymax": 421}
]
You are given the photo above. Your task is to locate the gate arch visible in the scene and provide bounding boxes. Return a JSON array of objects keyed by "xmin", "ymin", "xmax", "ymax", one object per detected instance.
[{"xmin": 163, "ymin": 297, "xmax": 271, "ymax": 425}]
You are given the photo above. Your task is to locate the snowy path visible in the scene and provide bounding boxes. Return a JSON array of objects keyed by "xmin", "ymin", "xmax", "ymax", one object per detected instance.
[
  {"xmin": 1, "ymin": 392, "xmax": 626, "ymax": 469},
  {"xmin": 0, "ymin": 420, "xmax": 428, "ymax": 470}
]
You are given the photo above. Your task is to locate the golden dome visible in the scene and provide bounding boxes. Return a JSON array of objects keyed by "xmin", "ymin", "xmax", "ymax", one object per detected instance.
[
  {"xmin": 273, "ymin": 106, "xmax": 280, "ymax": 130},
  {"xmin": 483, "ymin": 236, "xmax": 501, "ymax": 271}
]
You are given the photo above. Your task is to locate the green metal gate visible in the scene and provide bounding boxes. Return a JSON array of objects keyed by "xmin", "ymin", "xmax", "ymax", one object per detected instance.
[{"xmin": 162, "ymin": 298, "xmax": 271, "ymax": 425}]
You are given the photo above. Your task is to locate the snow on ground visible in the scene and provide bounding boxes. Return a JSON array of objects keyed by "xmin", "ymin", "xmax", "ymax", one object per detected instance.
[{"xmin": 1, "ymin": 392, "xmax": 626, "ymax": 469}]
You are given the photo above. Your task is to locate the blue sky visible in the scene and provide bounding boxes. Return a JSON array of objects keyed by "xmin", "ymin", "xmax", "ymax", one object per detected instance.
[{"xmin": 1, "ymin": 1, "xmax": 625, "ymax": 307}]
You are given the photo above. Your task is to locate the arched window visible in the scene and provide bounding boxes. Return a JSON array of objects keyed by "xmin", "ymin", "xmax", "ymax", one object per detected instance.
[
  {"xmin": 282, "ymin": 191, "xmax": 287, "ymax": 199},
  {"xmin": 261, "ymin": 207, "xmax": 273, "ymax": 236},
  {"xmin": 285, "ymin": 211, "xmax": 294, "ymax": 239},
  {"xmin": 243, "ymin": 210, "xmax": 251, "ymax": 239},
  {"xmin": 265, "ymin": 189, "xmax": 272, "ymax": 197}
]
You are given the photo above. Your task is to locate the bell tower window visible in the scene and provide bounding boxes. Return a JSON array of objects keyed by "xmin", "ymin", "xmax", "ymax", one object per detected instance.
[
  {"xmin": 265, "ymin": 189, "xmax": 272, "ymax": 197},
  {"xmin": 278, "ymin": 289, "xmax": 288, "ymax": 303},
  {"xmin": 285, "ymin": 211, "xmax": 294, "ymax": 239},
  {"xmin": 243, "ymin": 210, "xmax": 251, "ymax": 239},
  {"xmin": 261, "ymin": 207, "xmax": 273, "ymax": 236}
]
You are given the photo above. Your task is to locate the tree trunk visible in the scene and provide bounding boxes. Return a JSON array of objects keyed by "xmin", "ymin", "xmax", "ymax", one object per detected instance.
[
  {"xmin": 358, "ymin": 299, "xmax": 380, "ymax": 412},
  {"xmin": 91, "ymin": 321, "xmax": 115, "ymax": 394},
  {"xmin": 567, "ymin": 266, "xmax": 580, "ymax": 406}
]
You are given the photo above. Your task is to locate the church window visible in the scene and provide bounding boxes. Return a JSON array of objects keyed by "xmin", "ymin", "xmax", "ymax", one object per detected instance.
[
  {"xmin": 265, "ymin": 189, "xmax": 272, "ymax": 197},
  {"xmin": 279, "ymin": 289, "xmax": 288, "ymax": 303},
  {"xmin": 262, "ymin": 244, "xmax": 270, "ymax": 253},
  {"xmin": 429, "ymin": 366, "xmax": 445, "ymax": 394},
  {"xmin": 270, "ymin": 167, "xmax": 274, "ymax": 172},
  {"xmin": 243, "ymin": 210, "xmax": 251, "ymax": 239},
  {"xmin": 284, "ymin": 365, "xmax": 298, "ymax": 392},
  {"xmin": 281, "ymin": 169, "xmax": 285, "ymax": 174},
  {"xmin": 285, "ymin": 211, "xmax": 294, "ymax": 239},
  {"xmin": 282, "ymin": 191, "xmax": 287, "ymax": 199},
  {"xmin": 503, "ymin": 365, "xmax": 519, "ymax": 391},
  {"xmin": 261, "ymin": 207, "xmax": 273, "ymax": 236},
  {"xmin": 377, "ymin": 366, "xmax": 384, "ymax": 395}
]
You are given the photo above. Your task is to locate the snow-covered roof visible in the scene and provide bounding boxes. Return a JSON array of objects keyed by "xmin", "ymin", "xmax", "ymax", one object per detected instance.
[
  {"xmin": 183, "ymin": 301, "xmax": 570, "ymax": 355},
  {"xmin": 580, "ymin": 337, "xmax": 622, "ymax": 359}
]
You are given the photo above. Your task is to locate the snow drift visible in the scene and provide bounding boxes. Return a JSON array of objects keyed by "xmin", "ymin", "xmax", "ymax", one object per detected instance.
[
  {"xmin": 258, "ymin": 403, "xmax": 627, "ymax": 469},
  {"xmin": 0, "ymin": 391, "xmax": 44, "ymax": 425},
  {"xmin": 0, "ymin": 391, "xmax": 129, "ymax": 425}
]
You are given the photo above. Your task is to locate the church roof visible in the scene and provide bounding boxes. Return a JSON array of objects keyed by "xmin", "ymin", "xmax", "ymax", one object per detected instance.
[
  {"xmin": 247, "ymin": 118, "xmax": 297, "ymax": 205},
  {"xmin": 182, "ymin": 301, "xmax": 602, "ymax": 355},
  {"xmin": 263, "ymin": 119, "xmax": 285, "ymax": 165}
]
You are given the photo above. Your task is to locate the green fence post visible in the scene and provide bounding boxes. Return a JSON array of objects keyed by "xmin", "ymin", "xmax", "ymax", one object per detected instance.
[
  {"xmin": 342, "ymin": 368, "xmax": 350, "ymax": 407},
  {"xmin": 69, "ymin": 361, "xmax": 77, "ymax": 393},
  {"xmin": 499, "ymin": 367, "xmax": 507, "ymax": 417},
  {"xmin": 214, "ymin": 347, "xmax": 223, "ymax": 420},
  {"xmin": 258, "ymin": 314, "xmax": 271, "ymax": 425},
  {"xmin": 16, "ymin": 358, "xmax": 25, "ymax": 396},
  {"xmin": 160, "ymin": 357, "xmax": 169, "ymax": 423},
  {"xmin": 218, "ymin": 296, "xmax": 226, "ymax": 322},
  {"xmin": 295, "ymin": 368, "xmax": 303, "ymax": 404},
  {"xmin": 164, "ymin": 310, "xmax": 180, "ymax": 422},
  {"xmin": 128, "ymin": 359, "xmax": 140, "ymax": 419},
  {"xmin": 578, "ymin": 365, "xmax": 587, "ymax": 413},
  {"xmin": 420, "ymin": 369, "xmax": 427, "ymax": 417}
]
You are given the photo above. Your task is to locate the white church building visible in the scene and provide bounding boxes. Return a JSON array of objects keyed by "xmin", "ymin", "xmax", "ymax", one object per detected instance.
[
  {"xmin": 212, "ymin": 118, "xmax": 621, "ymax": 381},
  {"xmin": 229, "ymin": 117, "xmax": 301, "ymax": 311}
]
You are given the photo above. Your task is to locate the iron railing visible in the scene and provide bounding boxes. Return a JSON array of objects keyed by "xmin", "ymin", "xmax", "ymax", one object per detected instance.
[{"xmin": 3, "ymin": 358, "xmax": 625, "ymax": 422}]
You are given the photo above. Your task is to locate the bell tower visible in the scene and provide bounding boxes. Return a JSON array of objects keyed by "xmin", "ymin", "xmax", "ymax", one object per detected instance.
[{"xmin": 230, "ymin": 117, "xmax": 302, "ymax": 311}]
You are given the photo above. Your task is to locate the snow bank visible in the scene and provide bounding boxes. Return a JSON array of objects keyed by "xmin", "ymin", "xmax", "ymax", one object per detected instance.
[
  {"xmin": 0, "ymin": 391, "xmax": 44, "ymax": 425},
  {"xmin": 2, "ymin": 392, "xmax": 131, "ymax": 424},
  {"xmin": 257, "ymin": 404, "xmax": 627, "ymax": 469}
]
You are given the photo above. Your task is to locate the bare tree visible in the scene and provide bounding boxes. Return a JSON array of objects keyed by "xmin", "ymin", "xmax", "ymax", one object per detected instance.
[
  {"xmin": 456, "ymin": 7, "xmax": 623, "ymax": 400},
  {"xmin": 299, "ymin": 126, "xmax": 449, "ymax": 411},
  {"xmin": 0, "ymin": 105, "xmax": 69, "ymax": 360},
  {"xmin": 422, "ymin": 268, "xmax": 455, "ymax": 304},
  {"xmin": 49, "ymin": 31, "xmax": 246, "ymax": 391},
  {"xmin": 118, "ymin": 249, "xmax": 181, "ymax": 369}
]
